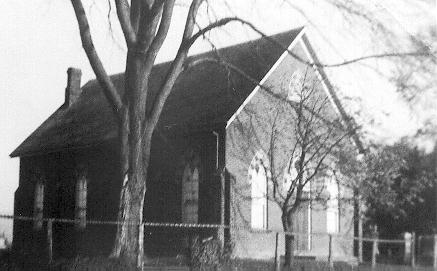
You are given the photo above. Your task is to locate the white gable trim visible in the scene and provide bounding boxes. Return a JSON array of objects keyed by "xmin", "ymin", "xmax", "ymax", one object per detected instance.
[
  {"xmin": 300, "ymin": 35, "xmax": 365, "ymax": 153},
  {"xmin": 226, "ymin": 27, "xmax": 306, "ymax": 129},
  {"xmin": 299, "ymin": 37, "xmax": 342, "ymax": 117}
]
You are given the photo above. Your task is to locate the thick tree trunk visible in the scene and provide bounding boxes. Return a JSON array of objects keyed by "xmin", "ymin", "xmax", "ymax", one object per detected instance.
[
  {"xmin": 111, "ymin": 55, "xmax": 154, "ymax": 267},
  {"xmin": 282, "ymin": 212, "xmax": 294, "ymax": 267}
]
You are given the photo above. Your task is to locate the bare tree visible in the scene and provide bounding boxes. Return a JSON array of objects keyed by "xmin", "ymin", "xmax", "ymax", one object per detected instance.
[
  {"xmin": 227, "ymin": 68, "xmax": 353, "ymax": 266},
  {"xmin": 69, "ymin": 0, "xmax": 245, "ymax": 266}
]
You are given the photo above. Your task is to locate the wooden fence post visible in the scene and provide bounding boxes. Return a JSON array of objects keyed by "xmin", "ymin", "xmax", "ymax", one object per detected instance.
[
  {"xmin": 47, "ymin": 219, "xmax": 53, "ymax": 264},
  {"xmin": 274, "ymin": 232, "xmax": 280, "ymax": 271},
  {"xmin": 328, "ymin": 234, "xmax": 333, "ymax": 268},
  {"xmin": 433, "ymin": 234, "xmax": 437, "ymax": 268},
  {"xmin": 404, "ymin": 232, "xmax": 412, "ymax": 264},
  {"xmin": 371, "ymin": 226, "xmax": 378, "ymax": 269},
  {"xmin": 358, "ymin": 208, "xmax": 363, "ymax": 264},
  {"xmin": 139, "ymin": 222, "xmax": 145, "ymax": 271},
  {"xmin": 371, "ymin": 238, "xmax": 377, "ymax": 268},
  {"xmin": 411, "ymin": 232, "xmax": 416, "ymax": 268}
]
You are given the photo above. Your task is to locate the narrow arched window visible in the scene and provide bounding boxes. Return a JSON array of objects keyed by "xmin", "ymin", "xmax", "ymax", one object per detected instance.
[
  {"xmin": 181, "ymin": 150, "xmax": 200, "ymax": 224},
  {"xmin": 249, "ymin": 151, "xmax": 269, "ymax": 230},
  {"xmin": 287, "ymin": 70, "xmax": 304, "ymax": 102},
  {"xmin": 33, "ymin": 181, "xmax": 44, "ymax": 231},
  {"xmin": 326, "ymin": 178, "xmax": 339, "ymax": 233},
  {"xmin": 75, "ymin": 167, "xmax": 87, "ymax": 229}
]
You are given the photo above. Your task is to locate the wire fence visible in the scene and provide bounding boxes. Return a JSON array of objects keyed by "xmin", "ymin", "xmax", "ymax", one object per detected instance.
[{"xmin": 1, "ymin": 214, "xmax": 436, "ymax": 270}]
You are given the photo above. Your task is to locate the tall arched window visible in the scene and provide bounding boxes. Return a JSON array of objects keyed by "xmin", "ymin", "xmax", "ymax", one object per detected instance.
[
  {"xmin": 326, "ymin": 177, "xmax": 340, "ymax": 233},
  {"xmin": 181, "ymin": 150, "xmax": 200, "ymax": 224},
  {"xmin": 248, "ymin": 151, "xmax": 269, "ymax": 230},
  {"xmin": 75, "ymin": 175, "xmax": 87, "ymax": 229},
  {"xmin": 74, "ymin": 165, "xmax": 88, "ymax": 230},
  {"xmin": 33, "ymin": 180, "xmax": 44, "ymax": 231},
  {"xmin": 287, "ymin": 70, "xmax": 304, "ymax": 102}
]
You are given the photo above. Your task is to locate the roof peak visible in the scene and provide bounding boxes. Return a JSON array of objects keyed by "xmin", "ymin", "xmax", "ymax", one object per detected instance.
[
  {"xmin": 82, "ymin": 27, "xmax": 306, "ymax": 88},
  {"xmin": 10, "ymin": 27, "xmax": 305, "ymax": 158}
]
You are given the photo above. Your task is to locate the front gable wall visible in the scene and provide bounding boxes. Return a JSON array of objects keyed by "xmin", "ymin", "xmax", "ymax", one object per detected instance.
[{"xmin": 225, "ymin": 39, "xmax": 355, "ymax": 260}]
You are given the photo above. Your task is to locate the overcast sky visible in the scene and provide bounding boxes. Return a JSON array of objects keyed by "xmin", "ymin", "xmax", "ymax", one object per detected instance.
[{"xmin": 0, "ymin": 0, "xmax": 435, "ymax": 239}]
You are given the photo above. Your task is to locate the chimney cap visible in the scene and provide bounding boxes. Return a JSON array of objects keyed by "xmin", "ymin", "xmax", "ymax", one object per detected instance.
[
  {"xmin": 67, "ymin": 67, "xmax": 82, "ymax": 76},
  {"xmin": 65, "ymin": 67, "xmax": 82, "ymax": 107}
]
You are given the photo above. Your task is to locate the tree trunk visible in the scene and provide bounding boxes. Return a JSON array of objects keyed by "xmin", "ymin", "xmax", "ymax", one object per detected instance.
[
  {"xmin": 282, "ymin": 212, "xmax": 294, "ymax": 267},
  {"xmin": 111, "ymin": 55, "xmax": 154, "ymax": 267}
]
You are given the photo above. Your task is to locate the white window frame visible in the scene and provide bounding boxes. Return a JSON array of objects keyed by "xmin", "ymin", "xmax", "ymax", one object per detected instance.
[
  {"xmin": 326, "ymin": 178, "xmax": 340, "ymax": 234},
  {"xmin": 287, "ymin": 70, "xmax": 305, "ymax": 102},
  {"xmin": 249, "ymin": 151, "xmax": 270, "ymax": 230}
]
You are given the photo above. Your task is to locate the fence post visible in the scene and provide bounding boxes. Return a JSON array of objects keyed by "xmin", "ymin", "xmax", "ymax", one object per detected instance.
[
  {"xmin": 411, "ymin": 232, "xmax": 416, "ymax": 268},
  {"xmin": 358, "ymin": 208, "xmax": 363, "ymax": 264},
  {"xmin": 404, "ymin": 232, "xmax": 412, "ymax": 264},
  {"xmin": 433, "ymin": 235, "xmax": 437, "ymax": 268},
  {"xmin": 47, "ymin": 219, "xmax": 53, "ymax": 264},
  {"xmin": 274, "ymin": 232, "xmax": 280, "ymax": 271},
  {"xmin": 371, "ymin": 226, "xmax": 378, "ymax": 268},
  {"xmin": 138, "ymin": 222, "xmax": 145, "ymax": 271},
  {"xmin": 328, "ymin": 234, "xmax": 333, "ymax": 268},
  {"xmin": 371, "ymin": 238, "xmax": 377, "ymax": 268}
]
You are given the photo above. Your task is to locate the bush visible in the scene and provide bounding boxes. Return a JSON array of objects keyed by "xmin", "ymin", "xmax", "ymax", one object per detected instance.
[{"xmin": 189, "ymin": 236, "xmax": 233, "ymax": 270}]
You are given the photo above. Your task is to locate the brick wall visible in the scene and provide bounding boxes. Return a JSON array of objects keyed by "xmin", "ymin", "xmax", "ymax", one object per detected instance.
[{"xmin": 225, "ymin": 40, "xmax": 355, "ymax": 261}]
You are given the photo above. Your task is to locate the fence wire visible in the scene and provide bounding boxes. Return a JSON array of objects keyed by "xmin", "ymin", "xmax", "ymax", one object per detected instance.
[{"xmin": 1, "ymin": 214, "xmax": 436, "ymax": 269}]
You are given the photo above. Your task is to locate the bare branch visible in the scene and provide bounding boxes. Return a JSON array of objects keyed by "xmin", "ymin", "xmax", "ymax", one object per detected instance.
[
  {"xmin": 193, "ymin": 17, "xmax": 434, "ymax": 68},
  {"xmin": 130, "ymin": 0, "xmax": 141, "ymax": 33},
  {"xmin": 181, "ymin": 0, "xmax": 204, "ymax": 41},
  {"xmin": 70, "ymin": 0, "xmax": 123, "ymax": 114},
  {"xmin": 187, "ymin": 17, "xmax": 242, "ymax": 47},
  {"xmin": 305, "ymin": 132, "xmax": 350, "ymax": 183},
  {"xmin": 145, "ymin": 0, "xmax": 176, "ymax": 64},
  {"xmin": 115, "ymin": 0, "xmax": 137, "ymax": 47},
  {"xmin": 146, "ymin": 0, "xmax": 204, "ymax": 130},
  {"xmin": 137, "ymin": 0, "xmax": 165, "ymax": 52},
  {"xmin": 325, "ymin": 51, "xmax": 435, "ymax": 67}
]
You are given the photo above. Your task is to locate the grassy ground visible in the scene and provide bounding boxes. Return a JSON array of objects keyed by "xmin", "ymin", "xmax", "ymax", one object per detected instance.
[{"xmin": 1, "ymin": 252, "xmax": 436, "ymax": 271}]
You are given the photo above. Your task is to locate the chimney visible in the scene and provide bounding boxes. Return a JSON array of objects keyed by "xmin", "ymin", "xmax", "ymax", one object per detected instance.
[{"xmin": 65, "ymin": 67, "xmax": 82, "ymax": 107}]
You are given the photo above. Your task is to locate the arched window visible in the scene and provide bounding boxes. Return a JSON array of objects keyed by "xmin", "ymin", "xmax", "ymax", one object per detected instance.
[
  {"xmin": 248, "ymin": 151, "xmax": 270, "ymax": 229},
  {"xmin": 181, "ymin": 150, "xmax": 200, "ymax": 224},
  {"xmin": 326, "ymin": 177, "xmax": 340, "ymax": 233},
  {"xmin": 75, "ymin": 165, "xmax": 87, "ymax": 230},
  {"xmin": 75, "ymin": 176, "xmax": 87, "ymax": 229},
  {"xmin": 283, "ymin": 152, "xmax": 300, "ymax": 192},
  {"xmin": 33, "ymin": 180, "xmax": 44, "ymax": 231},
  {"xmin": 287, "ymin": 70, "xmax": 304, "ymax": 102},
  {"xmin": 283, "ymin": 149, "xmax": 310, "ymax": 193}
]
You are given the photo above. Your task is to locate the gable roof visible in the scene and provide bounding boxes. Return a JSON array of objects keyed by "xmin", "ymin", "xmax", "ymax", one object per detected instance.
[{"xmin": 10, "ymin": 28, "xmax": 304, "ymax": 158}]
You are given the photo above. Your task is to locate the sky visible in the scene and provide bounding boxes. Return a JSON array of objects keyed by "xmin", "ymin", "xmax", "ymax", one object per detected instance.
[{"xmin": 0, "ymin": 0, "xmax": 435, "ymax": 240}]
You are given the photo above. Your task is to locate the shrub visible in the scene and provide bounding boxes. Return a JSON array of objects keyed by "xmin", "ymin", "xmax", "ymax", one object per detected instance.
[{"xmin": 189, "ymin": 236, "xmax": 233, "ymax": 271}]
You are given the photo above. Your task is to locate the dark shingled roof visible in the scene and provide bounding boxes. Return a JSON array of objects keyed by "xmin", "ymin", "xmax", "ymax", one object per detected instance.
[{"xmin": 10, "ymin": 28, "xmax": 304, "ymax": 158}]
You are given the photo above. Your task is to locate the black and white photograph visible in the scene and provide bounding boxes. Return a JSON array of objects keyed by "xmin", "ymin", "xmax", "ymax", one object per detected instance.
[{"xmin": 0, "ymin": 0, "xmax": 436, "ymax": 270}]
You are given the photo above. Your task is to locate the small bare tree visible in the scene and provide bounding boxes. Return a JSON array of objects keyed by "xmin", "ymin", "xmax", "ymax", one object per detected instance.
[{"xmin": 227, "ymin": 68, "xmax": 354, "ymax": 266}]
